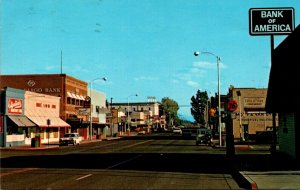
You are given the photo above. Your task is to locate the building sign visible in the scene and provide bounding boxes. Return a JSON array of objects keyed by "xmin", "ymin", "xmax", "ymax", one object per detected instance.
[
  {"xmin": 8, "ymin": 98, "xmax": 23, "ymax": 114},
  {"xmin": 249, "ymin": 7, "xmax": 295, "ymax": 35},
  {"xmin": 244, "ymin": 97, "xmax": 265, "ymax": 108},
  {"xmin": 25, "ymin": 80, "xmax": 61, "ymax": 93}
]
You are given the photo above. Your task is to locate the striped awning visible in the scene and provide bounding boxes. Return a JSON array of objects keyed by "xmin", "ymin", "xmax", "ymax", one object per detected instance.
[
  {"xmin": 26, "ymin": 116, "xmax": 71, "ymax": 128},
  {"xmin": 8, "ymin": 115, "xmax": 36, "ymax": 127}
]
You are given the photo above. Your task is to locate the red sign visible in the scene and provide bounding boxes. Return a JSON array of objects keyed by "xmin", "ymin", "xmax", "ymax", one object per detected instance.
[
  {"xmin": 8, "ymin": 98, "xmax": 23, "ymax": 114},
  {"xmin": 227, "ymin": 100, "xmax": 238, "ymax": 112}
]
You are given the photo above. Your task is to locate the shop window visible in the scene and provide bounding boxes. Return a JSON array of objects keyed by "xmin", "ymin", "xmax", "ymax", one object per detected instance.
[
  {"xmin": 72, "ymin": 98, "xmax": 75, "ymax": 105},
  {"xmin": 76, "ymin": 99, "xmax": 79, "ymax": 106},
  {"xmin": 67, "ymin": 97, "xmax": 71, "ymax": 104}
]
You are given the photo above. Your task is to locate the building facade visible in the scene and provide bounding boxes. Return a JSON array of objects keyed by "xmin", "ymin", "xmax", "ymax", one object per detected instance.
[
  {"xmin": 0, "ymin": 87, "xmax": 70, "ymax": 147},
  {"xmin": 0, "ymin": 74, "xmax": 91, "ymax": 139},
  {"xmin": 227, "ymin": 87, "xmax": 277, "ymax": 140},
  {"xmin": 266, "ymin": 25, "xmax": 300, "ymax": 160},
  {"xmin": 110, "ymin": 101, "xmax": 164, "ymax": 131}
]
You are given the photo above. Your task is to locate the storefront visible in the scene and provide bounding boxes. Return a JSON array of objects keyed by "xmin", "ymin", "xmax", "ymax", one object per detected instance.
[
  {"xmin": 0, "ymin": 87, "xmax": 36, "ymax": 147},
  {"xmin": 0, "ymin": 74, "xmax": 89, "ymax": 139},
  {"xmin": 266, "ymin": 25, "xmax": 300, "ymax": 160},
  {"xmin": 24, "ymin": 91, "xmax": 71, "ymax": 144},
  {"xmin": 0, "ymin": 87, "xmax": 71, "ymax": 147}
]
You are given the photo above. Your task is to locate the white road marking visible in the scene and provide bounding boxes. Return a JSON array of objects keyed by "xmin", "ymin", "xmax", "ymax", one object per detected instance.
[
  {"xmin": 106, "ymin": 154, "xmax": 142, "ymax": 169},
  {"xmin": 75, "ymin": 174, "xmax": 93, "ymax": 181}
]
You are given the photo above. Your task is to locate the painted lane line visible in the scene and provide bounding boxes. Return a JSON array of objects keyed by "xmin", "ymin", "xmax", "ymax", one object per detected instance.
[
  {"xmin": 106, "ymin": 154, "xmax": 142, "ymax": 169},
  {"xmin": 75, "ymin": 174, "xmax": 93, "ymax": 181},
  {"xmin": 0, "ymin": 168, "xmax": 38, "ymax": 177},
  {"xmin": 122, "ymin": 140, "xmax": 153, "ymax": 149}
]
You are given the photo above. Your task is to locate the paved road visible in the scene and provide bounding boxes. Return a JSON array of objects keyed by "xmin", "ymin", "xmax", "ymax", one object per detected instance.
[
  {"xmin": 1, "ymin": 138, "xmax": 242, "ymax": 189},
  {"xmin": 1, "ymin": 136, "xmax": 300, "ymax": 189}
]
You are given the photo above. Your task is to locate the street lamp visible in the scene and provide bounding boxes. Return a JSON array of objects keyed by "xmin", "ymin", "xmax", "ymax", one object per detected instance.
[
  {"xmin": 89, "ymin": 77, "xmax": 107, "ymax": 140},
  {"xmin": 127, "ymin": 93, "xmax": 138, "ymax": 134},
  {"xmin": 194, "ymin": 51, "xmax": 222, "ymax": 146}
]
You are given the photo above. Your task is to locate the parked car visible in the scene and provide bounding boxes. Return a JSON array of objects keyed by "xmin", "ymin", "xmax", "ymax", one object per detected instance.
[
  {"xmin": 195, "ymin": 128, "xmax": 212, "ymax": 146},
  {"xmin": 172, "ymin": 127, "xmax": 182, "ymax": 134},
  {"xmin": 59, "ymin": 133, "xmax": 83, "ymax": 146},
  {"xmin": 138, "ymin": 130, "xmax": 146, "ymax": 135}
]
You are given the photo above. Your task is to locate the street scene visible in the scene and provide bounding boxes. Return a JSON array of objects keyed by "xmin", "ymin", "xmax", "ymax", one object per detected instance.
[{"xmin": 1, "ymin": 0, "xmax": 300, "ymax": 189}]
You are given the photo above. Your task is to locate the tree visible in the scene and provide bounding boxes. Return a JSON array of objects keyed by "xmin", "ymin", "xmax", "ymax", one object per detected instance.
[
  {"xmin": 190, "ymin": 90, "xmax": 208, "ymax": 125},
  {"xmin": 160, "ymin": 97, "xmax": 180, "ymax": 127}
]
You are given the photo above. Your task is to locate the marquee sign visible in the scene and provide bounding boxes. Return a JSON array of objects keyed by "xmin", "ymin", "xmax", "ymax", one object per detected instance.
[{"xmin": 249, "ymin": 7, "xmax": 295, "ymax": 35}]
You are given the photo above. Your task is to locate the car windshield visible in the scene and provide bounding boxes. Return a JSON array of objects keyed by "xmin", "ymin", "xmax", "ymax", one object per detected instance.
[{"xmin": 64, "ymin": 134, "xmax": 75, "ymax": 137}]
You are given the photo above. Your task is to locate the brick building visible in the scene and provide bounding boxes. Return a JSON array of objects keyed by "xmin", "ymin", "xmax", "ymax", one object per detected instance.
[{"xmin": 0, "ymin": 74, "xmax": 90, "ymax": 139}]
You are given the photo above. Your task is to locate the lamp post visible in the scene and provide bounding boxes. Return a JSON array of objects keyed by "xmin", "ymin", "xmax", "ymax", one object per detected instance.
[
  {"xmin": 194, "ymin": 51, "xmax": 222, "ymax": 146},
  {"xmin": 127, "ymin": 93, "xmax": 138, "ymax": 134},
  {"xmin": 89, "ymin": 77, "xmax": 107, "ymax": 140},
  {"xmin": 236, "ymin": 90, "xmax": 243, "ymax": 141}
]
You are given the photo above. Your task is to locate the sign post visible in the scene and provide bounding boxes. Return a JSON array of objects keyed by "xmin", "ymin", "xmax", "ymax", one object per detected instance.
[{"xmin": 47, "ymin": 119, "xmax": 51, "ymax": 147}]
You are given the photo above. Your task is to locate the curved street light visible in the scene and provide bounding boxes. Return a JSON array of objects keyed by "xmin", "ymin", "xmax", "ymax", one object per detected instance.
[
  {"xmin": 194, "ymin": 51, "xmax": 222, "ymax": 147},
  {"xmin": 89, "ymin": 77, "xmax": 107, "ymax": 140}
]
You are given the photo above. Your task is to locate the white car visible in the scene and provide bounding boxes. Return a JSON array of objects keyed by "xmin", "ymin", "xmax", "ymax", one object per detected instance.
[
  {"xmin": 172, "ymin": 127, "xmax": 182, "ymax": 134},
  {"xmin": 59, "ymin": 133, "xmax": 83, "ymax": 146}
]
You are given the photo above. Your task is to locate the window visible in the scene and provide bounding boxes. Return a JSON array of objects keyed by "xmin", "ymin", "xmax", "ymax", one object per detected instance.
[{"xmin": 67, "ymin": 97, "xmax": 71, "ymax": 104}]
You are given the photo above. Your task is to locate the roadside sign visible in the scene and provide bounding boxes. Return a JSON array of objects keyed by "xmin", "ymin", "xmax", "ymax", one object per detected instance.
[
  {"xmin": 249, "ymin": 7, "xmax": 295, "ymax": 35},
  {"xmin": 227, "ymin": 100, "xmax": 238, "ymax": 112}
]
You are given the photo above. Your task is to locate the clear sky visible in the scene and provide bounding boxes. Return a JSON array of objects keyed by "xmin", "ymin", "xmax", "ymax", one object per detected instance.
[{"xmin": 1, "ymin": 0, "xmax": 299, "ymax": 121}]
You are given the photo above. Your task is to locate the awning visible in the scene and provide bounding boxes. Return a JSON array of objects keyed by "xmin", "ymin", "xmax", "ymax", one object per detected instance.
[
  {"xmin": 67, "ymin": 92, "xmax": 76, "ymax": 99},
  {"xmin": 79, "ymin": 95, "xmax": 85, "ymax": 100},
  {"xmin": 74, "ymin": 94, "xmax": 84, "ymax": 100},
  {"xmin": 67, "ymin": 92, "xmax": 85, "ymax": 100},
  {"xmin": 8, "ymin": 115, "xmax": 36, "ymax": 127},
  {"xmin": 26, "ymin": 116, "xmax": 71, "ymax": 128}
]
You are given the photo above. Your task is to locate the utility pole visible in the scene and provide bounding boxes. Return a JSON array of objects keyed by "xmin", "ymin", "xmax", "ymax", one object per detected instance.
[{"xmin": 110, "ymin": 97, "xmax": 113, "ymax": 136}]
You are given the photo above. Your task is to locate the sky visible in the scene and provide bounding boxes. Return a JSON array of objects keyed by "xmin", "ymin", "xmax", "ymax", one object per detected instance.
[{"xmin": 1, "ymin": 0, "xmax": 299, "ymax": 121}]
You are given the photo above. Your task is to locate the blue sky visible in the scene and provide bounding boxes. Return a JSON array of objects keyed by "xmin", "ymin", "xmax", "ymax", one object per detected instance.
[{"xmin": 1, "ymin": 0, "xmax": 299, "ymax": 121}]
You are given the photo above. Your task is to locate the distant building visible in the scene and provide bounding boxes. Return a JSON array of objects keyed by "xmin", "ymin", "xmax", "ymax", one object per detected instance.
[{"xmin": 110, "ymin": 101, "xmax": 164, "ymax": 131}]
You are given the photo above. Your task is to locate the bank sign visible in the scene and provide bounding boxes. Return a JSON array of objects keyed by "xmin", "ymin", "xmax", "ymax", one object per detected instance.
[{"xmin": 249, "ymin": 8, "xmax": 295, "ymax": 35}]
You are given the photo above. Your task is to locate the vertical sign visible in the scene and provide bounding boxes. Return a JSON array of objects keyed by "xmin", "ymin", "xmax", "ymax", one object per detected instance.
[{"xmin": 249, "ymin": 7, "xmax": 295, "ymax": 35}]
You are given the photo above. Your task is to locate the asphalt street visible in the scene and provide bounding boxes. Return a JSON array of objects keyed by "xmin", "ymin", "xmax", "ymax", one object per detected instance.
[{"xmin": 1, "ymin": 135, "xmax": 300, "ymax": 189}]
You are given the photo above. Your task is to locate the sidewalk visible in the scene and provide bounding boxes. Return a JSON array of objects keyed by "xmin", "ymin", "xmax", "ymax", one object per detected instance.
[
  {"xmin": 0, "ymin": 136, "xmax": 122, "ymax": 150},
  {"xmin": 240, "ymin": 171, "xmax": 300, "ymax": 189}
]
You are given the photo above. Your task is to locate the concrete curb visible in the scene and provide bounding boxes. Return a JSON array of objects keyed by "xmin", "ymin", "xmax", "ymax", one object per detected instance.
[{"xmin": 231, "ymin": 170, "xmax": 258, "ymax": 190}]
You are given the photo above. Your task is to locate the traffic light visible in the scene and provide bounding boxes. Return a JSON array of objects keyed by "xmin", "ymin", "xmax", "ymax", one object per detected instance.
[{"xmin": 209, "ymin": 108, "xmax": 216, "ymax": 117}]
